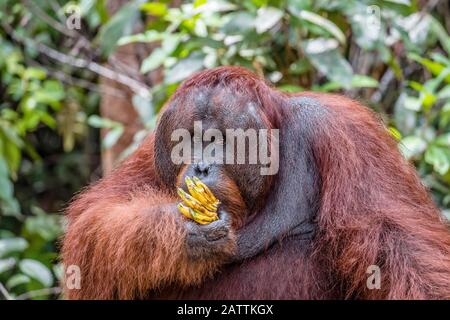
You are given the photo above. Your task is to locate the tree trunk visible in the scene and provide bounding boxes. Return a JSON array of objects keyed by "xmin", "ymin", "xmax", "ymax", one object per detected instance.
[{"xmin": 99, "ymin": 0, "xmax": 162, "ymax": 174}]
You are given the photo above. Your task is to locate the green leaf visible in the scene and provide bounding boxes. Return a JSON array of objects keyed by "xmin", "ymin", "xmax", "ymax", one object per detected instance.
[
  {"xmin": 425, "ymin": 145, "xmax": 450, "ymax": 175},
  {"xmin": 255, "ymin": 7, "xmax": 283, "ymax": 34},
  {"xmin": 40, "ymin": 111, "xmax": 57, "ymax": 129},
  {"xmin": 295, "ymin": 10, "xmax": 346, "ymax": 44},
  {"xmin": 435, "ymin": 133, "xmax": 450, "ymax": 147},
  {"xmin": 118, "ymin": 30, "xmax": 164, "ymax": 45},
  {"xmin": 141, "ymin": 48, "xmax": 167, "ymax": 74},
  {"xmin": 389, "ymin": 127, "xmax": 402, "ymax": 141},
  {"xmin": 408, "ymin": 53, "xmax": 450, "ymax": 82},
  {"xmin": 222, "ymin": 11, "xmax": 256, "ymax": 35},
  {"xmin": 317, "ymin": 75, "xmax": 379, "ymax": 91},
  {"xmin": 162, "ymin": 34, "xmax": 182, "ymax": 55},
  {"xmin": 438, "ymin": 85, "xmax": 450, "ymax": 100},
  {"xmin": 87, "ymin": 115, "xmax": 121, "ymax": 129},
  {"xmin": 6, "ymin": 274, "xmax": 31, "ymax": 289},
  {"xmin": 396, "ymin": 13, "xmax": 431, "ymax": 49},
  {"xmin": 102, "ymin": 126, "xmax": 124, "ymax": 150},
  {"xmin": 430, "ymin": 53, "xmax": 450, "ymax": 66},
  {"xmin": 52, "ymin": 264, "xmax": 64, "ymax": 281},
  {"xmin": 34, "ymin": 80, "xmax": 65, "ymax": 106},
  {"xmin": 25, "ymin": 210, "xmax": 63, "ymax": 241},
  {"xmin": 422, "ymin": 93, "xmax": 436, "ymax": 110},
  {"xmin": 193, "ymin": 0, "xmax": 237, "ymax": 13},
  {"xmin": 140, "ymin": 33, "xmax": 182, "ymax": 73},
  {"xmin": 439, "ymin": 102, "xmax": 450, "ymax": 128},
  {"xmin": 289, "ymin": 59, "xmax": 311, "ymax": 75},
  {"xmin": 19, "ymin": 259, "xmax": 53, "ymax": 287},
  {"xmin": 287, "ymin": 0, "xmax": 312, "ymax": 15},
  {"xmin": 96, "ymin": 2, "xmax": 141, "ymax": 55},
  {"xmin": 400, "ymin": 136, "xmax": 427, "ymax": 159},
  {"xmin": 164, "ymin": 53, "xmax": 205, "ymax": 84},
  {"xmin": 0, "ymin": 159, "xmax": 19, "ymax": 218},
  {"xmin": 430, "ymin": 16, "xmax": 450, "ymax": 54},
  {"xmin": 22, "ymin": 96, "xmax": 37, "ymax": 110},
  {"xmin": 408, "ymin": 53, "xmax": 443, "ymax": 74},
  {"xmin": 79, "ymin": 0, "xmax": 96, "ymax": 16},
  {"xmin": 408, "ymin": 81, "xmax": 424, "ymax": 92},
  {"xmin": 0, "ymin": 154, "xmax": 6, "ymax": 176},
  {"xmin": 194, "ymin": 0, "xmax": 207, "ymax": 7},
  {"xmin": 0, "ymin": 124, "xmax": 24, "ymax": 148},
  {"xmin": 23, "ymin": 67, "xmax": 46, "ymax": 80},
  {"xmin": 346, "ymin": 4, "xmax": 383, "ymax": 50},
  {"xmin": 0, "ymin": 157, "xmax": 20, "ymax": 216},
  {"xmin": 140, "ymin": 2, "xmax": 167, "ymax": 16},
  {"xmin": 302, "ymin": 38, "xmax": 353, "ymax": 88},
  {"xmin": 350, "ymin": 75, "xmax": 379, "ymax": 88},
  {"xmin": 3, "ymin": 139, "xmax": 21, "ymax": 174},
  {"xmin": 132, "ymin": 95, "xmax": 154, "ymax": 124},
  {"xmin": 0, "ymin": 238, "xmax": 28, "ymax": 258},
  {"xmin": 425, "ymin": 68, "xmax": 450, "ymax": 92},
  {"xmin": 0, "ymin": 257, "xmax": 15, "ymax": 274},
  {"xmin": 403, "ymin": 95, "xmax": 421, "ymax": 111}
]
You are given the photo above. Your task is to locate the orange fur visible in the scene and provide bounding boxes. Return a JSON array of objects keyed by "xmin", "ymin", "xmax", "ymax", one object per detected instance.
[
  {"xmin": 302, "ymin": 93, "xmax": 450, "ymax": 299},
  {"xmin": 61, "ymin": 136, "xmax": 235, "ymax": 299},
  {"xmin": 61, "ymin": 67, "xmax": 450, "ymax": 300}
]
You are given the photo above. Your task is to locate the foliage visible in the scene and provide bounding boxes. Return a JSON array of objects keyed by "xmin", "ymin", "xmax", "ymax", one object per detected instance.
[
  {"xmin": 0, "ymin": 0, "xmax": 449, "ymax": 299},
  {"xmin": 398, "ymin": 53, "xmax": 450, "ymax": 215},
  {"xmin": 0, "ymin": 0, "xmax": 99, "ymax": 299}
]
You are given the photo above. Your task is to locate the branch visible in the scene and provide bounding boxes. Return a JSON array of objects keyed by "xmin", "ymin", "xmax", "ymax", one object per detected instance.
[
  {"xmin": 0, "ymin": 282, "xmax": 12, "ymax": 300},
  {"xmin": 15, "ymin": 287, "xmax": 62, "ymax": 300},
  {"xmin": 2, "ymin": 21, "xmax": 151, "ymax": 98},
  {"xmin": 22, "ymin": 0, "xmax": 80, "ymax": 39},
  {"xmin": 23, "ymin": 0, "xmax": 150, "ymax": 90},
  {"xmin": 370, "ymin": 69, "xmax": 395, "ymax": 104},
  {"xmin": 25, "ymin": 59, "xmax": 128, "ymax": 99}
]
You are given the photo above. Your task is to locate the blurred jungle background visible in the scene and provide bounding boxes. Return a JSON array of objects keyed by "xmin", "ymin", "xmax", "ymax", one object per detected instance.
[{"xmin": 0, "ymin": 0, "xmax": 449, "ymax": 299}]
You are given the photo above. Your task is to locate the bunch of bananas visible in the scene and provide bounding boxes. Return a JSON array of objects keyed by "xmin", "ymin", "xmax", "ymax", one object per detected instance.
[{"xmin": 177, "ymin": 176, "xmax": 220, "ymax": 225}]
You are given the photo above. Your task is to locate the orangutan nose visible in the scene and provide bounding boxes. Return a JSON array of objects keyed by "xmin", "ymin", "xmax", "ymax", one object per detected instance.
[{"xmin": 195, "ymin": 161, "xmax": 210, "ymax": 175}]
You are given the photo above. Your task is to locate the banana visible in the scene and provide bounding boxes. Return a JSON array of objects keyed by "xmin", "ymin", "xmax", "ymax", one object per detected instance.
[
  {"xmin": 177, "ymin": 204, "xmax": 218, "ymax": 225},
  {"xmin": 192, "ymin": 176, "xmax": 220, "ymax": 205},
  {"xmin": 195, "ymin": 212, "xmax": 219, "ymax": 223},
  {"xmin": 177, "ymin": 188, "xmax": 217, "ymax": 217},
  {"xmin": 185, "ymin": 177, "xmax": 218, "ymax": 211},
  {"xmin": 178, "ymin": 203, "xmax": 194, "ymax": 219},
  {"xmin": 177, "ymin": 177, "xmax": 220, "ymax": 225}
]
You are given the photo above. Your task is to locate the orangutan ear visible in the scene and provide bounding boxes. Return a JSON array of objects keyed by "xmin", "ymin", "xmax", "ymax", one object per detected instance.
[{"xmin": 233, "ymin": 96, "xmax": 323, "ymax": 260}]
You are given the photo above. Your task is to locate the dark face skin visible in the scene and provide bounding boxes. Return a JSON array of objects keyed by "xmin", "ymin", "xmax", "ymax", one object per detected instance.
[{"xmin": 155, "ymin": 85, "xmax": 273, "ymax": 227}]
